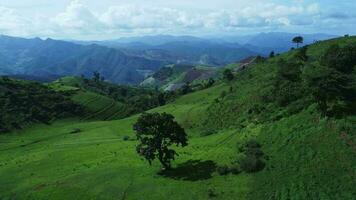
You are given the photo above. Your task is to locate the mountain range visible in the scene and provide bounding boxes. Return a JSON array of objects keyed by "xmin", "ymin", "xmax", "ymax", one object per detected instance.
[
  {"xmin": 0, "ymin": 35, "xmax": 164, "ymax": 84},
  {"xmin": 0, "ymin": 32, "xmax": 338, "ymax": 84}
]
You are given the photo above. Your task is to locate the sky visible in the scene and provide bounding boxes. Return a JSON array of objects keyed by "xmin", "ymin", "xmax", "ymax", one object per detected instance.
[{"xmin": 0, "ymin": 0, "xmax": 355, "ymax": 40}]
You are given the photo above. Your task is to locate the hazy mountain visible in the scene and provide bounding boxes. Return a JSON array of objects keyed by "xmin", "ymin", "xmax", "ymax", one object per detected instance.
[
  {"xmin": 99, "ymin": 35, "xmax": 206, "ymax": 46},
  {"xmin": 218, "ymin": 32, "xmax": 338, "ymax": 54},
  {"xmin": 76, "ymin": 32, "xmax": 337, "ymax": 65},
  {"xmin": 80, "ymin": 37, "xmax": 258, "ymax": 66},
  {"xmin": 0, "ymin": 35, "xmax": 165, "ymax": 84}
]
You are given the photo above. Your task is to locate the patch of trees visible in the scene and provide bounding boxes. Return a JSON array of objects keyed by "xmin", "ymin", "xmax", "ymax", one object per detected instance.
[
  {"xmin": 271, "ymin": 43, "xmax": 356, "ymax": 118},
  {"xmin": 0, "ymin": 78, "xmax": 82, "ymax": 133},
  {"xmin": 216, "ymin": 139, "xmax": 266, "ymax": 175},
  {"xmin": 134, "ymin": 112, "xmax": 188, "ymax": 170},
  {"xmin": 304, "ymin": 44, "xmax": 356, "ymax": 117}
]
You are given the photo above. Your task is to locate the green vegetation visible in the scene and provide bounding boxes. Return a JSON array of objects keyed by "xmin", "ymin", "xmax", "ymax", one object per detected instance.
[
  {"xmin": 0, "ymin": 77, "xmax": 82, "ymax": 133},
  {"xmin": 223, "ymin": 69, "xmax": 234, "ymax": 81},
  {"xmin": 50, "ymin": 74, "xmax": 172, "ymax": 119},
  {"xmin": 0, "ymin": 36, "xmax": 355, "ymax": 200},
  {"xmin": 134, "ymin": 112, "xmax": 188, "ymax": 169}
]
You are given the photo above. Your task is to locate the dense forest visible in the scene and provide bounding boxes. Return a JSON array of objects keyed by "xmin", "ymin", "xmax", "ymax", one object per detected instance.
[{"xmin": 0, "ymin": 77, "xmax": 82, "ymax": 133}]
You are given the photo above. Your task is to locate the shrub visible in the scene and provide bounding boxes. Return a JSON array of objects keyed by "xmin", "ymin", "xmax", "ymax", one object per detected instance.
[
  {"xmin": 217, "ymin": 165, "xmax": 230, "ymax": 175},
  {"xmin": 229, "ymin": 165, "xmax": 241, "ymax": 174},
  {"xmin": 238, "ymin": 139, "xmax": 261, "ymax": 152},
  {"xmin": 239, "ymin": 155, "xmax": 265, "ymax": 173},
  {"xmin": 245, "ymin": 139, "xmax": 261, "ymax": 149},
  {"xmin": 207, "ymin": 188, "xmax": 218, "ymax": 198},
  {"xmin": 223, "ymin": 69, "xmax": 234, "ymax": 81},
  {"xmin": 237, "ymin": 139, "xmax": 266, "ymax": 173},
  {"xmin": 122, "ymin": 135, "xmax": 130, "ymax": 141}
]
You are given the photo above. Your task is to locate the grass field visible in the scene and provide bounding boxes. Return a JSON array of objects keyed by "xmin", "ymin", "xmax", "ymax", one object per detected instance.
[{"xmin": 0, "ymin": 85, "xmax": 256, "ymax": 200}]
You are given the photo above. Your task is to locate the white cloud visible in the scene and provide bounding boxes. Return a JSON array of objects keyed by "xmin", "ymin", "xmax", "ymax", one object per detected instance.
[
  {"xmin": 0, "ymin": 6, "xmax": 31, "ymax": 36},
  {"xmin": 0, "ymin": 0, "xmax": 352, "ymax": 39}
]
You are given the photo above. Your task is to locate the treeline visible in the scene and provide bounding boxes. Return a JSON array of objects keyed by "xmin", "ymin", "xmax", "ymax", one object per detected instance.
[
  {"xmin": 0, "ymin": 77, "xmax": 82, "ymax": 133},
  {"xmin": 271, "ymin": 43, "xmax": 356, "ymax": 118}
]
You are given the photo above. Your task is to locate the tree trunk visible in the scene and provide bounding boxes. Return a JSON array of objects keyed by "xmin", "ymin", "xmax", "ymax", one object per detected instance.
[{"xmin": 158, "ymin": 150, "xmax": 170, "ymax": 170}]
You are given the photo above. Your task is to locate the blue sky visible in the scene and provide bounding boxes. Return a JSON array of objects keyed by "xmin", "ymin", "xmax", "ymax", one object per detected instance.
[{"xmin": 0, "ymin": 0, "xmax": 355, "ymax": 40}]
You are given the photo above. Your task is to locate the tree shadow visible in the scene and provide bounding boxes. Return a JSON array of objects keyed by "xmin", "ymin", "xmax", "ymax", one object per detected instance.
[{"xmin": 158, "ymin": 160, "xmax": 217, "ymax": 181}]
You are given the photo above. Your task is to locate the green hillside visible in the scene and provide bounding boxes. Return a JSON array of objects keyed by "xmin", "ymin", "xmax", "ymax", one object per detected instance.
[
  {"xmin": 0, "ymin": 36, "xmax": 355, "ymax": 200},
  {"xmin": 49, "ymin": 76, "xmax": 171, "ymax": 120}
]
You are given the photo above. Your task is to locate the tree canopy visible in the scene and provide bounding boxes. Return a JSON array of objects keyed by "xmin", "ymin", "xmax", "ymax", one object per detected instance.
[
  {"xmin": 133, "ymin": 112, "xmax": 188, "ymax": 169},
  {"xmin": 292, "ymin": 36, "xmax": 304, "ymax": 48}
]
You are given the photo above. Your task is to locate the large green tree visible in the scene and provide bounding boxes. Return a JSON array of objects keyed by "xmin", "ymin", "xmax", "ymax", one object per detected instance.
[{"xmin": 133, "ymin": 112, "xmax": 188, "ymax": 169}]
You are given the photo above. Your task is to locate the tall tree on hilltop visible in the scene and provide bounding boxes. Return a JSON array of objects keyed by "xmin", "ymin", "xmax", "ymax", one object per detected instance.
[{"xmin": 292, "ymin": 36, "xmax": 304, "ymax": 48}]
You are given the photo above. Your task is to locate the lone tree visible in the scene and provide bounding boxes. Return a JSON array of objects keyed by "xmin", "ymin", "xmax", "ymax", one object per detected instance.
[
  {"xmin": 223, "ymin": 69, "xmax": 234, "ymax": 81},
  {"xmin": 134, "ymin": 112, "xmax": 188, "ymax": 170},
  {"xmin": 269, "ymin": 51, "xmax": 275, "ymax": 58},
  {"xmin": 292, "ymin": 36, "xmax": 304, "ymax": 48}
]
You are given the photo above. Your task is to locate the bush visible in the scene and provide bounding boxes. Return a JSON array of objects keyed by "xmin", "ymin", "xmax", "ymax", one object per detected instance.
[
  {"xmin": 237, "ymin": 139, "xmax": 266, "ymax": 173},
  {"xmin": 216, "ymin": 165, "xmax": 230, "ymax": 175},
  {"xmin": 239, "ymin": 155, "xmax": 265, "ymax": 173},
  {"xmin": 229, "ymin": 165, "xmax": 241, "ymax": 174},
  {"xmin": 122, "ymin": 135, "xmax": 130, "ymax": 141},
  {"xmin": 207, "ymin": 188, "xmax": 218, "ymax": 198},
  {"xmin": 245, "ymin": 139, "xmax": 261, "ymax": 149},
  {"xmin": 223, "ymin": 69, "xmax": 234, "ymax": 81},
  {"xmin": 238, "ymin": 139, "xmax": 261, "ymax": 152}
]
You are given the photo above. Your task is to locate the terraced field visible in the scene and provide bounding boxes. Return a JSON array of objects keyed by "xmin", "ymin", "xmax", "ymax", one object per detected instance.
[{"xmin": 71, "ymin": 91, "xmax": 126, "ymax": 121}]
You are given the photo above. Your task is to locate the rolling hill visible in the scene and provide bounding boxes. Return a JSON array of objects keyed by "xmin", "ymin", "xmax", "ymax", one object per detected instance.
[{"xmin": 0, "ymin": 36, "xmax": 355, "ymax": 200}]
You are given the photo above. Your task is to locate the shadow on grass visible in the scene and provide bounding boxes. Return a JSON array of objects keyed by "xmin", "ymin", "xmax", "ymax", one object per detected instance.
[{"xmin": 158, "ymin": 160, "xmax": 217, "ymax": 181}]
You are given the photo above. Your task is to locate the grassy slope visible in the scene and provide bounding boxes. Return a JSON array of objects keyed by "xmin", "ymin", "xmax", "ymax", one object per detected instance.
[
  {"xmin": 0, "ymin": 36, "xmax": 355, "ymax": 200},
  {"xmin": 203, "ymin": 36, "xmax": 356, "ymax": 199},
  {"xmin": 1, "ymin": 84, "xmax": 255, "ymax": 200}
]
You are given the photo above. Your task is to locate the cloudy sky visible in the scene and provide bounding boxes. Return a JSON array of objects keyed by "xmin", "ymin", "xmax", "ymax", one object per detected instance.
[{"xmin": 0, "ymin": 0, "xmax": 355, "ymax": 40}]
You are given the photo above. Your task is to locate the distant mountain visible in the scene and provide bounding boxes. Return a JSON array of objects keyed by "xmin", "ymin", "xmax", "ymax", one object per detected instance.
[
  {"xmin": 0, "ymin": 35, "xmax": 165, "ymax": 84},
  {"xmin": 100, "ymin": 35, "xmax": 206, "ymax": 46},
  {"xmin": 217, "ymin": 32, "xmax": 338, "ymax": 54},
  {"xmin": 76, "ymin": 32, "xmax": 337, "ymax": 65},
  {"xmin": 0, "ymin": 33, "xmax": 338, "ymax": 85},
  {"xmin": 80, "ymin": 37, "xmax": 258, "ymax": 66}
]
